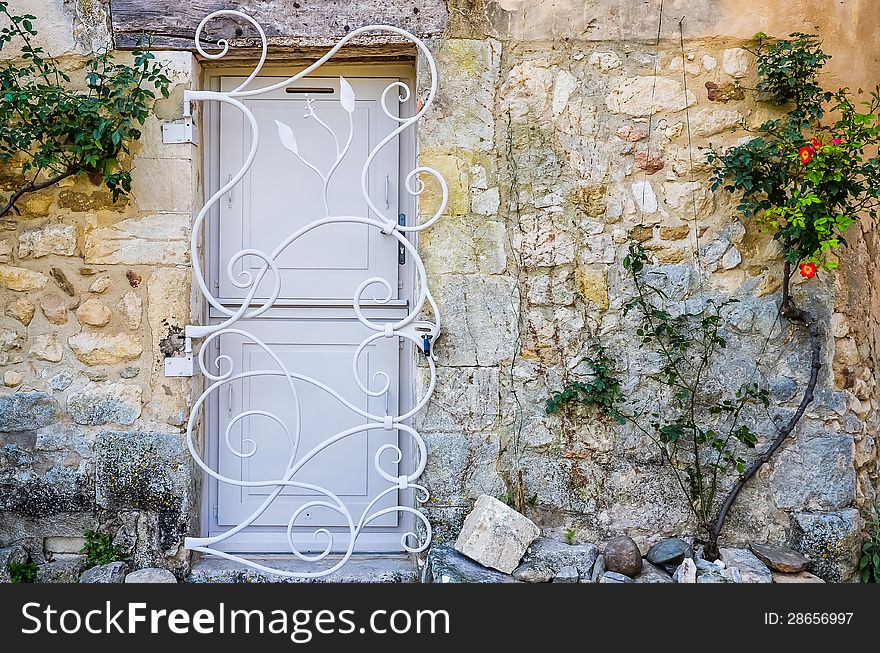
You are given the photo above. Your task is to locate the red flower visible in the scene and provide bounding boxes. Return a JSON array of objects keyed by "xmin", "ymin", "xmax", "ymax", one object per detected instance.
[
  {"xmin": 798, "ymin": 146, "xmax": 813, "ymax": 164},
  {"xmin": 808, "ymin": 137, "xmax": 822, "ymax": 151},
  {"xmin": 799, "ymin": 262, "xmax": 817, "ymax": 279}
]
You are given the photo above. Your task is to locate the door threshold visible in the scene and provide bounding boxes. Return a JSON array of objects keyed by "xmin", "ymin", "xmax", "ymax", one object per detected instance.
[{"xmin": 187, "ymin": 554, "xmax": 419, "ymax": 583}]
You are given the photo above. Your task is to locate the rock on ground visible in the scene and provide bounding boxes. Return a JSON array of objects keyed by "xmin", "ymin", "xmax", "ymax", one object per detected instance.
[
  {"xmin": 673, "ymin": 557, "xmax": 697, "ymax": 583},
  {"xmin": 634, "ymin": 560, "xmax": 674, "ymax": 583},
  {"xmin": 125, "ymin": 567, "xmax": 178, "ymax": 583},
  {"xmin": 719, "ymin": 548, "xmax": 772, "ymax": 583},
  {"xmin": 590, "ymin": 554, "xmax": 605, "ymax": 583},
  {"xmin": 771, "ymin": 571, "xmax": 825, "ymax": 583},
  {"xmin": 646, "ymin": 538, "xmax": 691, "ymax": 566},
  {"xmin": 602, "ymin": 535, "xmax": 643, "ymax": 577},
  {"xmin": 79, "ymin": 561, "xmax": 129, "ymax": 583},
  {"xmin": 37, "ymin": 556, "xmax": 88, "ymax": 583},
  {"xmin": 749, "ymin": 542, "xmax": 810, "ymax": 573},
  {"xmin": 513, "ymin": 537, "xmax": 599, "ymax": 582},
  {"xmin": 600, "ymin": 571, "xmax": 633, "ymax": 583},
  {"xmin": 423, "ymin": 546, "xmax": 520, "ymax": 583},
  {"xmin": 454, "ymin": 494, "xmax": 540, "ymax": 574}
]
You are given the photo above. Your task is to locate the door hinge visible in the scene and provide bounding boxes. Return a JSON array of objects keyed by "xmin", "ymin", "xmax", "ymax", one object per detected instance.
[
  {"xmin": 212, "ymin": 506, "xmax": 219, "ymax": 518},
  {"xmin": 397, "ymin": 213, "xmax": 406, "ymax": 265}
]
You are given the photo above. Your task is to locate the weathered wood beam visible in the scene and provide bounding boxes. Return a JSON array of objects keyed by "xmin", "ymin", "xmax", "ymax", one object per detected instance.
[{"xmin": 109, "ymin": 0, "xmax": 448, "ymax": 50}]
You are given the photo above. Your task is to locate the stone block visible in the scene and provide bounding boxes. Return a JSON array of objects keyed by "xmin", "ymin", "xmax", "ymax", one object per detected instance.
[
  {"xmin": 514, "ymin": 537, "xmax": 599, "ymax": 581},
  {"xmin": 790, "ymin": 509, "xmax": 861, "ymax": 583},
  {"xmin": 770, "ymin": 434, "xmax": 855, "ymax": 511},
  {"xmin": 79, "ymin": 561, "xmax": 128, "ymax": 583},
  {"xmin": 68, "ymin": 332, "xmax": 143, "ymax": 365},
  {"xmin": 66, "ymin": 383, "xmax": 143, "ymax": 426},
  {"xmin": 36, "ymin": 556, "xmax": 88, "ymax": 584},
  {"xmin": 749, "ymin": 542, "xmax": 810, "ymax": 573},
  {"xmin": 131, "ymin": 158, "xmax": 193, "ymax": 213},
  {"xmin": 719, "ymin": 547, "xmax": 773, "ymax": 583},
  {"xmin": 83, "ymin": 214, "xmax": 190, "ymax": 265},
  {"xmin": 32, "ymin": 333, "xmax": 64, "ymax": 362},
  {"xmin": 18, "ymin": 224, "xmax": 77, "ymax": 258},
  {"xmin": 422, "ymin": 545, "xmax": 519, "ymax": 583},
  {"xmin": 0, "ymin": 545, "xmax": 27, "ymax": 583},
  {"xmin": 605, "ymin": 76, "xmax": 696, "ymax": 116},
  {"xmin": 0, "ymin": 265, "xmax": 47, "ymax": 292},
  {"xmin": 454, "ymin": 494, "xmax": 540, "ymax": 573},
  {"xmin": 0, "ymin": 391, "xmax": 60, "ymax": 432}
]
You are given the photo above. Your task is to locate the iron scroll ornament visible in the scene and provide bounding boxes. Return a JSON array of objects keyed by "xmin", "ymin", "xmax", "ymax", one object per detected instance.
[{"xmin": 181, "ymin": 10, "xmax": 446, "ymax": 578}]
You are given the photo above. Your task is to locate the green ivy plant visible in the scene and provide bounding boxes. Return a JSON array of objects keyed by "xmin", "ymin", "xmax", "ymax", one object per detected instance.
[
  {"xmin": 0, "ymin": 1, "xmax": 170, "ymax": 217},
  {"xmin": 81, "ymin": 529, "xmax": 128, "ymax": 568},
  {"xmin": 860, "ymin": 509, "xmax": 880, "ymax": 583},
  {"xmin": 8, "ymin": 559, "xmax": 38, "ymax": 583},
  {"xmin": 548, "ymin": 244, "xmax": 768, "ymax": 558},
  {"xmin": 710, "ymin": 33, "xmax": 880, "ymax": 281}
]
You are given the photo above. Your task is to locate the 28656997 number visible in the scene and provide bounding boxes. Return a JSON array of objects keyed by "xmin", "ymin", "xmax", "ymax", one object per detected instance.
[{"xmin": 765, "ymin": 613, "xmax": 853, "ymax": 625}]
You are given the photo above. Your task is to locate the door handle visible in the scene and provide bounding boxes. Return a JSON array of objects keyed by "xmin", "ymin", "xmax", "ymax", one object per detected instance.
[
  {"xmin": 227, "ymin": 384, "xmax": 234, "ymax": 417},
  {"xmin": 384, "ymin": 174, "xmax": 390, "ymax": 210},
  {"xmin": 225, "ymin": 173, "xmax": 233, "ymax": 209}
]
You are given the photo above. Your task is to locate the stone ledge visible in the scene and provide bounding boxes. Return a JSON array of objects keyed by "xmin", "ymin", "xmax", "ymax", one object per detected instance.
[{"xmin": 186, "ymin": 555, "xmax": 419, "ymax": 584}]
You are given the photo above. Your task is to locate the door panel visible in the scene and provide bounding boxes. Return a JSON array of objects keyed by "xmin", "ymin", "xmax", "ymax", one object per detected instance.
[
  {"xmin": 217, "ymin": 319, "xmax": 400, "ymax": 536},
  {"xmin": 219, "ymin": 76, "xmax": 399, "ymax": 302}
]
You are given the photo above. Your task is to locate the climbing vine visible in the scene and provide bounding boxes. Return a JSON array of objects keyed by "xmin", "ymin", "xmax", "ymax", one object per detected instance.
[{"xmin": 0, "ymin": 2, "xmax": 170, "ymax": 217}]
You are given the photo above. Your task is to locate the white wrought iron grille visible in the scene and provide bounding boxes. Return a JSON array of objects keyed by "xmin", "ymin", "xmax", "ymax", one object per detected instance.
[{"xmin": 180, "ymin": 10, "xmax": 446, "ymax": 578}]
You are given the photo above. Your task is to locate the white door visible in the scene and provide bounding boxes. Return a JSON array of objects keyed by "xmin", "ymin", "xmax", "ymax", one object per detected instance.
[{"xmin": 211, "ymin": 76, "xmax": 407, "ymax": 553}]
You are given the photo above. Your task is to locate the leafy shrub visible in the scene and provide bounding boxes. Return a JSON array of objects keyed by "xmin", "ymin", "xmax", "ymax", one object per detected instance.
[{"xmin": 81, "ymin": 529, "xmax": 127, "ymax": 568}]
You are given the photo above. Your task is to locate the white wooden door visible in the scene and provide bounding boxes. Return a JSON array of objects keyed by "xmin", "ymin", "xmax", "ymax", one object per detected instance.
[
  {"xmin": 219, "ymin": 76, "xmax": 399, "ymax": 302},
  {"xmin": 212, "ymin": 77, "xmax": 406, "ymax": 553}
]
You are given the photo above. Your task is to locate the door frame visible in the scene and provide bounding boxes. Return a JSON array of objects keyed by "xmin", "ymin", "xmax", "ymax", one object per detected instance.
[{"xmin": 197, "ymin": 61, "xmax": 421, "ymax": 553}]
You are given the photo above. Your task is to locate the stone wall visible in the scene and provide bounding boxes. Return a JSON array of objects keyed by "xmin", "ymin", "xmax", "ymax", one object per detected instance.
[
  {"xmin": 0, "ymin": 1, "xmax": 198, "ymax": 575},
  {"xmin": 1, "ymin": 0, "xmax": 878, "ymax": 582},
  {"xmin": 414, "ymin": 1, "xmax": 880, "ymax": 581}
]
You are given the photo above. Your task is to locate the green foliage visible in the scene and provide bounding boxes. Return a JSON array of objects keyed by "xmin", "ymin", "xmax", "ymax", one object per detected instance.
[
  {"xmin": 546, "ymin": 344, "xmax": 625, "ymax": 423},
  {"xmin": 710, "ymin": 33, "xmax": 880, "ymax": 273},
  {"xmin": 548, "ymin": 243, "xmax": 770, "ymax": 543},
  {"xmin": 860, "ymin": 509, "xmax": 880, "ymax": 583},
  {"xmin": 0, "ymin": 1, "xmax": 170, "ymax": 215},
  {"xmin": 81, "ymin": 529, "xmax": 127, "ymax": 568},
  {"xmin": 562, "ymin": 528, "xmax": 576, "ymax": 545},
  {"xmin": 8, "ymin": 559, "xmax": 37, "ymax": 583}
]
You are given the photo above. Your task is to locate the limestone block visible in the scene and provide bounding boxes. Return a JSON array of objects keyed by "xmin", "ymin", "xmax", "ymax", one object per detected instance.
[
  {"xmin": 68, "ymin": 332, "xmax": 143, "ymax": 365},
  {"xmin": 417, "ymin": 366, "xmax": 500, "ymax": 432},
  {"xmin": 606, "ymin": 76, "xmax": 696, "ymax": 116},
  {"xmin": 0, "ymin": 391, "xmax": 60, "ymax": 432},
  {"xmin": 76, "ymin": 298, "xmax": 112, "ymax": 327},
  {"xmin": 88, "ymin": 276, "xmax": 111, "ymax": 294},
  {"xmin": 118, "ymin": 291, "xmax": 143, "ymax": 330},
  {"xmin": 0, "ymin": 545, "xmax": 27, "ymax": 582},
  {"xmin": 514, "ymin": 537, "xmax": 599, "ymax": 581},
  {"xmin": 420, "ymin": 431, "xmax": 505, "ymax": 505},
  {"xmin": 420, "ymin": 39, "xmax": 500, "ymax": 152},
  {"xmin": 691, "ymin": 107, "xmax": 744, "ymax": 136},
  {"xmin": 722, "ymin": 48, "xmax": 751, "ymax": 78},
  {"xmin": 66, "ymin": 383, "xmax": 143, "ymax": 426},
  {"xmin": 749, "ymin": 542, "xmax": 810, "ymax": 573},
  {"xmin": 420, "ymin": 216, "xmax": 506, "ymax": 275},
  {"xmin": 3, "ymin": 370, "xmax": 23, "ymax": 387},
  {"xmin": 0, "ymin": 265, "xmax": 47, "ymax": 291},
  {"xmin": 32, "ymin": 333, "xmax": 64, "ymax": 362},
  {"xmin": 131, "ymin": 158, "xmax": 193, "ymax": 213},
  {"xmin": 6, "ymin": 297, "xmax": 35, "ymax": 325},
  {"xmin": 18, "ymin": 224, "xmax": 77, "ymax": 258},
  {"xmin": 454, "ymin": 494, "xmax": 541, "ymax": 573},
  {"xmin": 83, "ymin": 214, "xmax": 190, "ymax": 265},
  {"xmin": 770, "ymin": 434, "xmax": 855, "ymax": 511}
]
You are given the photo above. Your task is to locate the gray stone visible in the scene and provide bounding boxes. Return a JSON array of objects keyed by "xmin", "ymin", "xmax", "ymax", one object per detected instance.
[
  {"xmin": 697, "ymin": 569, "xmax": 735, "ymax": 583},
  {"xmin": 189, "ymin": 556, "xmax": 418, "ymax": 583},
  {"xmin": 553, "ymin": 566, "xmax": 579, "ymax": 583},
  {"xmin": 120, "ymin": 366, "xmax": 140, "ymax": 379},
  {"xmin": 66, "ymin": 383, "xmax": 143, "ymax": 426},
  {"xmin": 512, "ymin": 559, "xmax": 556, "ymax": 582},
  {"xmin": 646, "ymin": 537, "xmax": 691, "ymax": 566},
  {"xmin": 124, "ymin": 567, "xmax": 178, "ymax": 583},
  {"xmin": 749, "ymin": 542, "xmax": 810, "ymax": 573},
  {"xmin": 48, "ymin": 371, "xmax": 74, "ymax": 391},
  {"xmin": 634, "ymin": 560, "xmax": 674, "ymax": 583},
  {"xmin": 790, "ymin": 509, "xmax": 861, "ymax": 582},
  {"xmin": 36, "ymin": 556, "xmax": 88, "ymax": 583},
  {"xmin": 0, "ymin": 391, "xmax": 60, "ymax": 431},
  {"xmin": 454, "ymin": 494, "xmax": 541, "ymax": 574},
  {"xmin": 422, "ymin": 546, "xmax": 519, "ymax": 583},
  {"xmin": 0, "ymin": 545, "xmax": 27, "ymax": 582},
  {"xmin": 769, "ymin": 376, "xmax": 798, "ymax": 402},
  {"xmin": 719, "ymin": 548, "xmax": 773, "ymax": 583},
  {"xmin": 770, "ymin": 434, "xmax": 855, "ymax": 511},
  {"xmin": 600, "ymin": 571, "xmax": 633, "ymax": 583},
  {"xmin": 515, "ymin": 537, "xmax": 599, "ymax": 581},
  {"xmin": 79, "ymin": 561, "xmax": 129, "ymax": 583},
  {"xmin": 590, "ymin": 554, "xmax": 605, "ymax": 583},
  {"xmin": 672, "ymin": 557, "xmax": 697, "ymax": 583},
  {"xmin": 95, "ymin": 431, "xmax": 192, "ymax": 554},
  {"xmin": 603, "ymin": 535, "xmax": 643, "ymax": 577}
]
